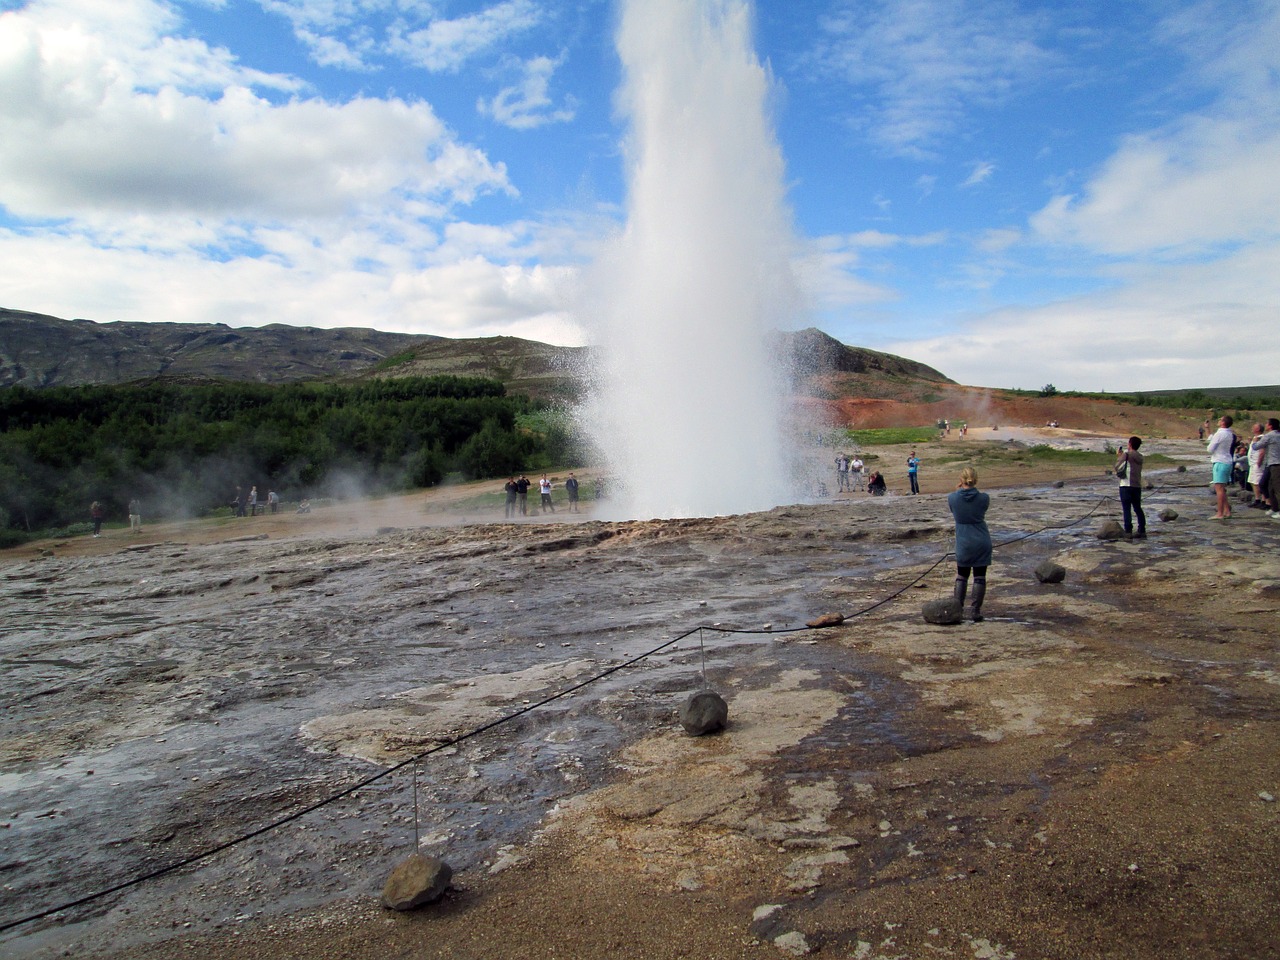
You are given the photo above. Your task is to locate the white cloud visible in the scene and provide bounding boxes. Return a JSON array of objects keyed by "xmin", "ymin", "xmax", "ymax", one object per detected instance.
[
  {"xmin": 3, "ymin": 0, "xmax": 300, "ymax": 93},
  {"xmin": 0, "ymin": 1, "xmax": 512, "ymax": 220},
  {"xmin": 479, "ymin": 54, "xmax": 577, "ymax": 130},
  {"xmin": 258, "ymin": 0, "xmax": 406, "ymax": 35},
  {"xmin": 887, "ymin": 241, "xmax": 1280, "ymax": 391},
  {"xmin": 389, "ymin": 256, "xmax": 578, "ymax": 337},
  {"xmin": 1032, "ymin": 114, "xmax": 1280, "ymax": 257},
  {"xmin": 975, "ymin": 227, "xmax": 1019, "ymax": 253},
  {"xmin": 1032, "ymin": 1, "xmax": 1280, "ymax": 257},
  {"xmin": 812, "ymin": 0, "xmax": 1053, "ymax": 158},
  {"xmin": 388, "ymin": 0, "xmax": 540, "ymax": 72},
  {"xmin": 961, "ymin": 160, "xmax": 995, "ymax": 188},
  {"xmin": 0, "ymin": 0, "xmax": 591, "ymax": 345},
  {"xmin": 797, "ymin": 230, "xmax": 945, "ymax": 310},
  {"xmin": 0, "ymin": 222, "xmax": 587, "ymax": 343},
  {"xmin": 903, "ymin": 0, "xmax": 1280, "ymax": 389},
  {"xmin": 296, "ymin": 27, "xmax": 371, "ymax": 70}
]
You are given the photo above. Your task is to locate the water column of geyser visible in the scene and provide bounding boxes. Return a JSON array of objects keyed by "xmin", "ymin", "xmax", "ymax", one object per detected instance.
[{"xmin": 582, "ymin": 0, "xmax": 801, "ymax": 519}]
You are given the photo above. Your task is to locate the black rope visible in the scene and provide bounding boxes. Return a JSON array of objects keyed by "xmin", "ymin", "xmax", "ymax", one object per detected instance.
[{"xmin": 0, "ymin": 480, "xmax": 1171, "ymax": 936}]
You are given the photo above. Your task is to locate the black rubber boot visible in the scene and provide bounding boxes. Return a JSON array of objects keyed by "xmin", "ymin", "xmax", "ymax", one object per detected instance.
[
  {"xmin": 969, "ymin": 577, "xmax": 986, "ymax": 622},
  {"xmin": 953, "ymin": 576, "xmax": 968, "ymax": 608}
]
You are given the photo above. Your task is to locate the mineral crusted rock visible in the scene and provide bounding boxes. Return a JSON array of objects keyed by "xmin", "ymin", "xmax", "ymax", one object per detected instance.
[
  {"xmin": 922, "ymin": 597, "xmax": 962, "ymax": 625},
  {"xmin": 679, "ymin": 690, "xmax": 728, "ymax": 736},
  {"xmin": 774, "ymin": 931, "xmax": 811, "ymax": 956},
  {"xmin": 1096, "ymin": 520, "xmax": 1125, "ymax": 541},
  {"xmin": 805, "ymin": 612, "xmax": 845, "ymax": 628},
  {"xmin": 382, "ymin": 853, "xmax": 452, "ymax": 911},
  {"xmin": 1034, "ymin": 561, "xmax": 1067, "ymax": 584}
]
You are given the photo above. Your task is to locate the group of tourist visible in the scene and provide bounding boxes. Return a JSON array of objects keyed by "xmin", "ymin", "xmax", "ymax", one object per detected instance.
[
  {"xmin": 1207, "ymin": 415, "xmax": 1280, "ymax": 520},
  {"xmin": 832, "ymin": 453, "xmax": 866, "ymax": 492},
  {"xmin": 232, "ymin": 485, "xmax": 280, "ymax": 517},
  {"xmin": 503, "ymin": 473, "xmax": 581, "ymax": 517},
  {"xmin": 87, "ymin": 498, "xmax": 142, "ymax": 537},
  {"xmin": 834, "ymin": 451, "xmax": 920, "ymax": 497}
]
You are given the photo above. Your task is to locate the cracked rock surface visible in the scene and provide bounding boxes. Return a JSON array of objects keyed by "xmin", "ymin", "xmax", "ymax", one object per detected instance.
[{"xmin": 3, "ymin": 452, "xmax": 1278, "ymax": 960}]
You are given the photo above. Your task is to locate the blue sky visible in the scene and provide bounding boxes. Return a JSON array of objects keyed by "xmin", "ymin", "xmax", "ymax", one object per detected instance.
[{"xmin": 1, "ymin": 0, "xmax": 1278, "ymax": 391}]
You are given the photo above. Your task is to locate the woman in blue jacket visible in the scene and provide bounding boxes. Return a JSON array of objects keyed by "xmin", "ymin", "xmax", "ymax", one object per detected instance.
[{"xmin": 948, "ymin": 467, "xmax": 992, "ymax": 622}]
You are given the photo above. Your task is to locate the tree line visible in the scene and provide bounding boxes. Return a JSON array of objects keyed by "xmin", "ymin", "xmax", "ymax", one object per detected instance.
[
  {"xmin": 1012, "ymin": 385, "xmax": 1280, "ymax": 411},
  {"xmin": 0, "ymin": 376, "xmax": 566, "ymax": 542}
]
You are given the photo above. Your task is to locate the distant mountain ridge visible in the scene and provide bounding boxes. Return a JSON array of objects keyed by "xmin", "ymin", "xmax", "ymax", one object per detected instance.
[
  {"xmin": 0, "ymin": 308, "xmax": 435, "ymax": 388},
  {"xmin": 0, "ymin": 307, "xmax": 951, "ymax": 398}
]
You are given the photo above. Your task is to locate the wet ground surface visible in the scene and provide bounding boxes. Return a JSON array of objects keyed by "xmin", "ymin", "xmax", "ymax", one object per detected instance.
[{"xmin": 2, "ymin": 447, "xmax": 1279, "ymax": 959}]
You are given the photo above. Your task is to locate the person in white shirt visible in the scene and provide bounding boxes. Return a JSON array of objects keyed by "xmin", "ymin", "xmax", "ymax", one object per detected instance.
[
  {"xmin": 850, "ymin": 456, "xmax": 865, "ymax": 492},
  {"xmin": 1206, "ymin": 415, "xmax": 1236, "ymax": 519}
]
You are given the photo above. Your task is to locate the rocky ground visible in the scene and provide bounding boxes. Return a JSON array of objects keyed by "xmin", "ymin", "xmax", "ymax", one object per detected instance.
[{"xmin": 2, "ymin": 434, "xmax": 1278, "ymax": 960}]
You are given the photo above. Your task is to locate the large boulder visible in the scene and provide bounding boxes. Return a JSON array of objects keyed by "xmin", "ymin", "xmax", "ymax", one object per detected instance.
[
  {"xmin": 922, "ymin": 597, "xmax": 963, "ymax": 625},
  {"xmin": 680, "ymin": 690, "xmax": 728, "ymax": 736},
  {"xmin": 382, "ymin": 853, "xmax": 452, "ymax": 911}
]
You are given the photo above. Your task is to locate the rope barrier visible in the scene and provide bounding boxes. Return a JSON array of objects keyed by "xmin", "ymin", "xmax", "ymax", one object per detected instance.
[{"xmin": 0, "ymin": 474, "xmax": 1204, "ymax": 936}]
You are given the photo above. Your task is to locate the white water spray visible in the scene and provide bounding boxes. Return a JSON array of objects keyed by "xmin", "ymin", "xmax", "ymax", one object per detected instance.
[{"xmin": 581, "ymin": 0, "xmax": 802, "ymax": 519}]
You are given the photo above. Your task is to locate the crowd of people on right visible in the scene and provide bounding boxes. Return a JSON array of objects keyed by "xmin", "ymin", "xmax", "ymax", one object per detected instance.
[{"xmin": 1211, "ymin": 414, "xmax": 1280, "ymax": 520}]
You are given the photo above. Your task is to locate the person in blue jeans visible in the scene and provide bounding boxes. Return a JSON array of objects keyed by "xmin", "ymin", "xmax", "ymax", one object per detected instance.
[
  {"xmin": 1115, "ymin": 435, "xmax": 1146, "ymax": 540},
  {"xmin": 907, "ymin": 451, "xmax": 920, "ymax": 494}
]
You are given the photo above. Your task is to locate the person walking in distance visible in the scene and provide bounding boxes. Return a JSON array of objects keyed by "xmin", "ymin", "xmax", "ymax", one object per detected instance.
[
  {"xmin": 948, "ymin": 467, "xmax": 991, "ymax": 622},
  {"xmin": 1115, "ymin": 436, "xmax": 1146, "ymax": 540},
  {"xmin": 907, "ymin": 451, "xmax": 921, "ymax": 495}
]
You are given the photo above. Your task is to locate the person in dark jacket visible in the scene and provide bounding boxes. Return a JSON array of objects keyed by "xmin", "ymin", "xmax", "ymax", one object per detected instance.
[
  {"xmin": 948, "ymin": 467, "xmax": 992, "ymax": 622},
  {"xmin": 504, "ymin": 477, "xmax": 519, "ymax": 518}
]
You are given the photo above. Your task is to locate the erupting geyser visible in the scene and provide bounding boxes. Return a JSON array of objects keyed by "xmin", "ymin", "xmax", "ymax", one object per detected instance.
[{"xmin": 581, "ymin": 0, "xmax": 802, "ymax": 519}]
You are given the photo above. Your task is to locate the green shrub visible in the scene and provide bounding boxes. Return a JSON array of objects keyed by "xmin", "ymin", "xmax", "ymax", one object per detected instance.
[{"xmin": 0, "ymin": 376, "xmax": 551, "ymax": 530}]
